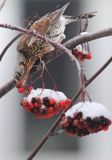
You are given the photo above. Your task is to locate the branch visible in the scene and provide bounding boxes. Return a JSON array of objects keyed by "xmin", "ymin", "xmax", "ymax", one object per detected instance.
[
  {"xmin": 72, "ymin": 56, "xmax": 112, "ymax": 103},
  {"xmin": 0, "ymin": 22, "xmax": 112, "ymax": 158},
  {"xmin": 0, "ymin": 23, "xmax": 80, "ymax": 65},
  {"xmin": 1, "ymin": 23, "xmax": 112, "ymax": 48},
  {"xmin": 39, "ymin": 26, "xmax": 112, "ymax": 63},
  {"xmin": 0, "ymin": 33, "xmax": 22, "ymax": 61},
  {"xmin": 65, "ymin": 27, "xmax": 112, "ymax": 49},
  {"xmin": 1, "ymin": 23, "xmax": 112, "ymax": 99},
  {"xmin": 0, "ymin": 79, "xmax": 16, "ymax": 98},
  {"xmin": 0, "ymin": 0, "xmax": 6, "ymax": 11},
  {"xmin": 27, "ymin": 56, "xmax": 112, "ymax": 160},
  {"xmin": 0, "ymin": 23, "xmax": 81, "ymax": 99}
]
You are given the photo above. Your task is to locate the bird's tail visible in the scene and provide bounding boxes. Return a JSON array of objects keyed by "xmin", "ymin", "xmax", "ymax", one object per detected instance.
[{"xmin": 64, "ymin": 11, "xmax": 97, "ymax": 25}]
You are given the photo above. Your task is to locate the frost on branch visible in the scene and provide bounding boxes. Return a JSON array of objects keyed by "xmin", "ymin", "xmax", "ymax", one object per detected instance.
[
  {"xmin": 21, "ymin": 88, "xmax": 71, "ymax": 119},
  {"xmin": 60, "ymin": 102, "xmax": 111, "ymax": 137}
]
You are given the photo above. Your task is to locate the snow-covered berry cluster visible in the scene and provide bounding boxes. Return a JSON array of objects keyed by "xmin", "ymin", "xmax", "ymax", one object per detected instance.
[
  {"xmin": 21, "ymin": 88, "xmax": 71, "ymax": 119},
  {"xmin": 72, "ymin": 45, "xmax": 92, "ymax": 61},
  {"xmin": 60, "ymin": 102, "xmax": 111, "ymax": 137}
]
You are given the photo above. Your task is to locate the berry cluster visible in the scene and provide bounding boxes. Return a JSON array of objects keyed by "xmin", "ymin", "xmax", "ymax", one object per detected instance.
[
  {"xmin": 72, "ymin": 45, "xmax": 92, "ymax": 61},
  {"xmin": 16, "ymin": 82, "xmax": 33, "ymax": 95},
  {"xmin": 60, "ymin": 102, "xmax": 111, "ymax": 137},
  {"xmin": 21, "ymin": 88, "xmax": 71, "ymax": 119}
]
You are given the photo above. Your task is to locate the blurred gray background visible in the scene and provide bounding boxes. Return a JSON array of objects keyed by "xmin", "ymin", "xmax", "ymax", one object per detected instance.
[{"xmin": 0, "ymin": 0, "xmax": 112, "ymax": 160}]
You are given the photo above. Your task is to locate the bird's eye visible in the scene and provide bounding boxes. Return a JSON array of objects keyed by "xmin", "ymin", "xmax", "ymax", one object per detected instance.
[
  {"xmin": 19, "ymin": 61, "xmax": 25, "ymax": 66},
  {"xmin": 15, "ymin": 72, "xmax": 21, "ymax": 80}
]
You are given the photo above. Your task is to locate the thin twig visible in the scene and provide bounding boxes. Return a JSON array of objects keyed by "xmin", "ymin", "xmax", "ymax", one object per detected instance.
[
  {"xmin": 27, "ymin": 56, "xmax": 112, "ymax": 160},
  {"xmin": 0, "ymin": 79, "xmax": 16, "ymax": 98},
  {"xmin": 72, "ymin": 56, "xmax": 112, "ymax": 103},
  {"xmin": 0, "ymin": 0, "xmax": 6, "ymax": 11},
  {"xmin": 79, "ymin": 16, "xmax": 90, "ymax": 101},
  {"xmin": 0, "ymin": 33, "xmax": 22, "ymax": 61}
]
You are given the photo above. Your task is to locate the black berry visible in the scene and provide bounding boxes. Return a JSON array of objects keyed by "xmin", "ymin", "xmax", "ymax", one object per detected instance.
[
  {"xmin": 31, "ymin": 97, "xmax": 37, "ymax": 103},
  {"xmin": 43, "ymin": 97, "xmax": 50, "ymax": 107}
]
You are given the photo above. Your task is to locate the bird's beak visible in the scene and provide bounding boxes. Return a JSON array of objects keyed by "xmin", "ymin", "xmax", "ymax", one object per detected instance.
[{"xmin": 48, "ymin": 2, "xmax": 70, "ymax": 29}]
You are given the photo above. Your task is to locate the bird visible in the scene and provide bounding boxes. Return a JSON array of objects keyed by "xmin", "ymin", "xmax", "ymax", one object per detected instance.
[
  {"xmin": 15, "ymin": 2, "xmax": 96, "ymax": 88},
  {"xmin": 47, "ymin": 11, "xmax": 97, "ymax": 43},
  {"xmin": 15, "ymin": 3, "xmax": 70, "ymax": 88}
]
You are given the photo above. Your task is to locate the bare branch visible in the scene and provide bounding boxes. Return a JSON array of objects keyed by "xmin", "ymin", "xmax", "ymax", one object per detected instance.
[
  {"xmin": 72, "ymin": 56, "xmax": 112, "ymax": 103},
  {"xmin": 0, "ymin": 79, "xmax": 16, "ymax": 98},
  {"xmin": 1, "ymin": 23, "xmax": 112, "ymax": 99},
  {"xmin": 0, "ymin": 33, "xmax": 22, "ymax": 61},
  {"xmin": 0, "ymin": 0, "xmax": 6, "ymax": 11},
  {"xmin": 27, "ymin": 56, "xmax": 112, "ymax": 160},
  {"xmin": 0, "ymin": 23, "xmax": 80, "ymax": 66},
  {"xmin": 40, "ymin": 26, "xmax": 112, "ymax": 63},
  {"xmin": 0, "ymin": 23, "xmax": 112, "ymax": 70},
  {"xmin": 1, "ymin": 23, "xmax": 112, "ymax": 48},
  {"xmin": 0, "ymin": 71, "xmax": 45, "ymax": 99},
  {"xmin": 65, "ymin": 27, "xmax": 112, "ymax": 49}
]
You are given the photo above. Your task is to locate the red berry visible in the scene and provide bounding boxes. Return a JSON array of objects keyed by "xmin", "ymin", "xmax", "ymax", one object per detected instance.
[
  {"xmin": 86, "ymin": 53, "xmax": 92, "ymax": 60},
  {"xmin": 18, "ymin": 87, "xmax": 25, "ymax": 94},
  {"xmin": 48, "ymin": 107, "xmax": 54, "ymax": 113},
  {"xmin": 25, "ymin": 90, "xmax": 29, "ymax": 95},
  {"xmin": 65, "ymin": 99, "xmax": 72, "ymax": 106},
  {"xmin": 46, "ymin": 113, "xmax": 53, "ymax": 118},
  {"xmin": 29, "ymin": 103, "xmax": 34, "ymax": 109},
  {"xmin": 24, "ymin": 106, "xmax": 31, "ymax": 112},
  {"xmin": 43, "ymin": 107, "xmax": 54, "ymax": 118},
  {"xmin": 103, "ymin": 126, "xmax": 109, "ymax": 131},
  {"xmin": 34, "ymin": 102, "xmax": 39, "ymax": 108},
  {"xmin": 21, "ymin": 100, "xmax": 29, "ymax": 107},
  {"xmin": 72, "ymin": 49, "xmax": 78, "ymax": 57},
  {"xmin": 59, "ymin": 100, "xmax": 68, "ymax": 110},
  {"xmin": 60, "ymin": 117, "xmax": 69, "ymax": 127},
  {"xmin": 49, "ymin": 98, "xmax": 56, "ymax": 105},
  {"xmin": 21, "ymin": 100, "xmax": 31, "ymax": 112},
  {"xmin": 73, "ymin": 119, "xmax": 79, "ymax": 126},
  {"xmin": 67, "ymin": 131, "xmax": 75, "ymax": 136},
  {"xmin": 36, "ymin": 98, "xmax": 42, "ymax": 106},
  {"xmin": 78, "ymin": 52, "xmax": 84, "ymax": 61},
  {"xmin": 62, "ymin": 116, "xmax": 66, "ymax": 121},
  {"xmin": 29, "ymin": 86, "xmax": 33, "ymax": 92}
]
